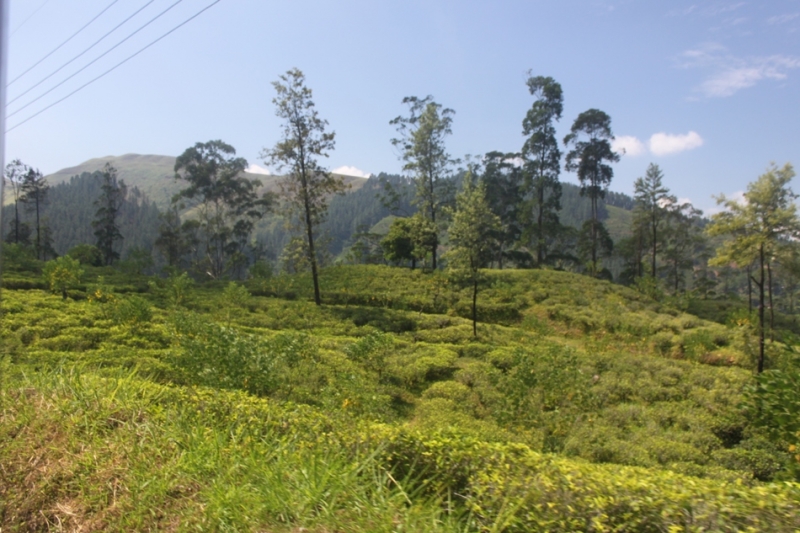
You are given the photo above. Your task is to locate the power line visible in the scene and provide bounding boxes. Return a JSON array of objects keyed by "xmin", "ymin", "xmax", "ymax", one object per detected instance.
[
  {"xmin": 7, "ymin": 0, "xmax": 184, "ymax": 119},
  {"xmin": 9, "ymin": 0, "xmax": 122, "ymax": 87},
  {"xmin": 9, "ymin": 0, "xmax": 157, "ymax": 104},
  {"xmin": 6, "ymin": 0, "xmax": 221, "ymax": 133},
  {"xmin": 10, "ymin": 0, "xmax": 50, "ymax": 36}
]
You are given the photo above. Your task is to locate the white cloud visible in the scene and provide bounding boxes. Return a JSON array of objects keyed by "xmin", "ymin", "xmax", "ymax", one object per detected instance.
[
  {"xmin": 679, "ymin": 44, "xmax": 800, "ymax": 97},
  {"xmin": 768, "ymin": 13, "xmax": 800, "ymax": 25},
  {"xmin": 246, "ymin": 164, "xmax": 272, "ymax": 175},
  {"xmin": 649, "ymin": 131, "xmax": 704, "ymax": 156},
  {"xmin": 612, "ymin": 135, "xmax": 646, "ymax": 157},
  {"xmin": 332, "ymin": 165, "xmax": 371, "ymax": 178},
  {"xmin": 700, "ymin": 56, "xmax": 800, "ymax": 97}
]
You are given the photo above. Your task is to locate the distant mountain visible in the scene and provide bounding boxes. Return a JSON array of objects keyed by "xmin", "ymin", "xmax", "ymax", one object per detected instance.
[{"xmin": 44, "ymin": 154, "xmax": 367, "ymax": 208}]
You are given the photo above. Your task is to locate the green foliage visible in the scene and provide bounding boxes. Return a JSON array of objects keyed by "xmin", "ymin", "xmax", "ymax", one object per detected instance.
[
  {"xmin": 5, "ymin": 263, "xmax": 800, "ymax": 530},
  {"xmin": 745, "ymin": 360, "xmax": 800, "ymax": 473},
  {"xmin": 263, "ymin": 68, "xmax": 345, "ymax": 305},
  {"xmin": 173, "ymin": 140, "xmax": 273, "ymax": 279},
  {"xmin": 390, "ymin": 95, "xmax": 457, "ymax": 269},
  {"xmin": 148, "ymin": 270, "xmax": 195, "ymax": 308},
  {"xmin": 249, "ymin": 259, "xmax": 273, "ymax": 280},
  {"xmin": 113, "ymin": 295, "xmax": 153, "ymax": 332},
  {"xmin": 92, "ymin": 163, "xmax": 127, "ymax": 266},
  {"xmin": 521, "ymin": 74, "xmax": 564, "ymax": 265},
  {"xmin": 42, "ymin": 255, "xmax": 84, "ymax": 299},
  {"xmin": 564, "ymin": 108, "xmax": 620, "ymax": 269},
  {"xmin": 1, "ymin": 242, "xmax": 40, "ymax": 272},
  {"xmin": 67, "ymin": 243, "xmax": 103, "ymax": 266}
]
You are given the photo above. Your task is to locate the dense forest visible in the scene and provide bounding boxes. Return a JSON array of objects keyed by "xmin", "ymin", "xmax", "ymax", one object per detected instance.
[{"xmin": 3, "ymin": 68, "xmax": 800, "ymax": 531}]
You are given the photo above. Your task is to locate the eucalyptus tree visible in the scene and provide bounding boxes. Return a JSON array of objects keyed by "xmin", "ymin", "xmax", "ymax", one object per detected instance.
[
  {"xmin": 20, "ymin": 166, "xmax": 50, "ymax": 260},
  {"xmin": 564, "ymin": 109, "xmax": 620, "ymax": 273},
  {"xmin": 481, "ymin": 151, "xmax": 524, "ymax": 268},
  {"xmin": 521, "ymin": 75, "xmax": 564, "ymax": 266},
  {"xmin": 4, "ymin": 159, "xmax": 29, "ymax": 244},
  {"xmin": 263, "ymin": 68, "xmax": 344, "ymax": 305},
  {"xmin": 92, "ymin": 163, "xmax": 127, "ymax": 266},
  {"xmin": 390, "ymin": 95, "xmax": 457, "ymax": 269},
  {"xmin": 633, "ymin": 163, "xmax": 674, "ymax": 279},
  {"xmin": 707, "ymin": 163, "xmax": 800, "ymax": 373},
  {"xmin": 662, "ymin": 200, "xmax": 703, "ymax": 294},
  {"xmin": 446, "ymin": 180, "xmax": 501, "ymax": 337},
  {"xmin": 175, "ymin": 140, "xmax": 272, "ymax": 279}
]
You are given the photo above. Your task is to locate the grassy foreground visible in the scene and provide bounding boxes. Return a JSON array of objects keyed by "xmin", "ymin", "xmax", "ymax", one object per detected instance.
[
  {"xmin": 2, "ymin": 265, "xmax": 799, "ymax": 531},
  {"xmin": 3, "ymin": 368, "xmax": 800, "ymax": 532}
]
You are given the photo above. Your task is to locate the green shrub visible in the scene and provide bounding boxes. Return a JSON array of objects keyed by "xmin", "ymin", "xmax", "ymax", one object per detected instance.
[
  {"xmin": 67, "ymin": 243, "xmax": 103, "ymax": 266},
  {"xmin": 113, "ymin": 295, "xmax": 153, "ymax": 331}
]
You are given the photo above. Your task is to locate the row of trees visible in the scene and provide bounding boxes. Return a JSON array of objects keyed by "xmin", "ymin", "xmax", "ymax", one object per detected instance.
[
  {"xmin": 4, "ymin": 160, "xmax": 129, "ymax": 267},
  {"xmin": 380, "ymin": 74, "xmax": 623, "ymax": 279},
  {"xmin": 152, "ymin": 69, "xmax": 345, "ymax": 305},
  {"xmin": 4, "ymin": 159, "xmax": 54, "ymax": 260}
]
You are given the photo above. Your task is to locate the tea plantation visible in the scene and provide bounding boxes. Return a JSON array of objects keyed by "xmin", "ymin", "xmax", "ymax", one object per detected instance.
[{"xmin": 2, "ymin": 265, "xmax": 799, "ymax": 531}]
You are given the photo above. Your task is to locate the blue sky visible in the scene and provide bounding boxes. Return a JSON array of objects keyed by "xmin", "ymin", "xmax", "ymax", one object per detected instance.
[{"xmin": 6, "ymin": 0, "xmax": 800, "ymax": 213}]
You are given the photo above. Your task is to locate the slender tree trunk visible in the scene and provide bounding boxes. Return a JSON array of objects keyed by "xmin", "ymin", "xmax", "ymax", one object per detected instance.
[
  {"xmin": 674, "ymin": 259, "xmax": 679, "ymax": 294},
  {"xmin": 747, "ymin": 265, "xmax": 753, "ymax": 314},
  {"xmin": 296, "ymin": 134, "xmax": 321, "ymax": 306},
  {"xmin": 757, "ymin": 244, "xmax": 766, "ymax": 374},
  {"xmin": 13, "ymin": 200, "xmax": 19, "ymax": 243},
  {"xmin": 592, "ymin": 196, "xmax": 597, "ymax": 270},
  {"xmin": 35, "ymin": 197, "xmax": 41, "ymax": 260},
  {"xmin": 651, "ymin": 211, "xmax": 657, "ymax": 279},
  {"xmin": 537, "ymin": 185, "xmax": 544, "ymax": 265},
  {"xmin": 472, "ymin": 275, "xmax": 478, "ymax": 338},
  {"xmin": 429, "ymin": 170, "xmax": 437, "ymax": 270},
  {"xmin": 767, "ymin": 262, "xmax": 774, "ymax": 343},
  {"xmin": 302, "ymin": 178, "xmax": 321, "ymax": 306}
]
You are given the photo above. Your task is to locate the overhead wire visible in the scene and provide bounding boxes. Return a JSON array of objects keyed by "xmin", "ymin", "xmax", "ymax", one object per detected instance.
[
  {"xmin": 9, "ymin": 0, "xmax": 123, "ymax": 87},
  {"xmin": 7, "ymin": 0, "xmax": 186, "ymax": 119},
  {"xmin": 9, "ymin": 0, "xmax": 157, "ymax": 104},
  {"xmin": 6, "ymin": 0, "xmax": 222, "ymax": 133},
  {"xmin": 11, "ymin": 0, "xmax": 51, "ymax": 36}
]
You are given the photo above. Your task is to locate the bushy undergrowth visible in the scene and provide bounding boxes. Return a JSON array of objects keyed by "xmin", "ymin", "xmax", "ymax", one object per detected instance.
[
  {"xmin": 2, "ymin": 369, "xmax": 799, "ymax": 532},
  {"xmin": 2, "ymin": 264, "xmax": 800, "ymax": 530}
]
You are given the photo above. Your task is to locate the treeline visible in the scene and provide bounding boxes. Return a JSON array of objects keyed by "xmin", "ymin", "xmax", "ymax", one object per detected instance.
[
  {"xmin": 5, "ymin": 69, "xmax": 800, "ymax": 340},
  {"xmin": 3, "ymin": 161, "xmax": 159, "ymax": 264}
]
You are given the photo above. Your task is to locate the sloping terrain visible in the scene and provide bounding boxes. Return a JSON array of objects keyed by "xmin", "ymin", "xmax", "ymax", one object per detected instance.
[
  {"xmin": 1, "ymin": 265, "xmax": 797, "ymax": 531},
  {"xmin": 44, "ymin": 153, "xmax": 367, "ymax": 208}
]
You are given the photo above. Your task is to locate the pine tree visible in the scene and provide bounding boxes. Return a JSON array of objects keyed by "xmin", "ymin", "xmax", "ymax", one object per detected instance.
[
  {"xmin": 20, "ymin": 166, "xmax": 50, "ymax": 260},
  {"xmin": 92, "ymin": 163, "xmax": 127, "ymax": 266}
]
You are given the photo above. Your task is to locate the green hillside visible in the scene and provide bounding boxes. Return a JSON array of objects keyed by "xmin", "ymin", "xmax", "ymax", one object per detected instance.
[
  {"xmin": 2, "ymin": 264, "xmax": 799, "ymax": 531},
  {"xmin": 43, "ymin": 153, "xmax": 367, "ymax": 208}
]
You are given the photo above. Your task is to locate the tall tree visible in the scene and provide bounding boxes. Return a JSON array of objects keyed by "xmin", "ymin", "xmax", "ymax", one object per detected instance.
[
  {"xmin": 154, "ymin": 205, "xmax": 184, "ymax": 268},
  {"xmin": 446, "ymin": 180, "xmax": 501, "ymax": 337},
  {"xmin": 521, "ymin": 75, "xmax": 564, "ymax": 266},
  {"xmin": 632, "ymin": 163, "xmax": 674, "ymax": 279},
  {"xmin": 263, "ymin": 68, "xmax": 344, "ymax": 305},
  {"xmin": 390, "ymin": 95, "xmax": 457, "ymax": 269},
  {"xmin": 481, "ymin": 151, "xmax": 525, "ymax": 268},
  {"xmin": 92, "ymin": 163, "xmax": 127, "ymax": 266},
  {"xmin": 175, "ymin": 141, "xmax": 272, "ymax": 279},
  {"xmin": 4, "ymin": 159, "xmax": 29, "ymax": 245},
  {"xmin": 707, "ymin": 163, "xmax": 800, "ymax": 373},
  {"xmin": 20, "ymin": 166, "xmax": 50, "ymax": 260},
  {"xmin": 563, "ymin": 109, "xmax": 620, "ymax": 273},
  {"xmin": 662, "ymin": 201, "xmax": 704, "ymax": 294}
]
